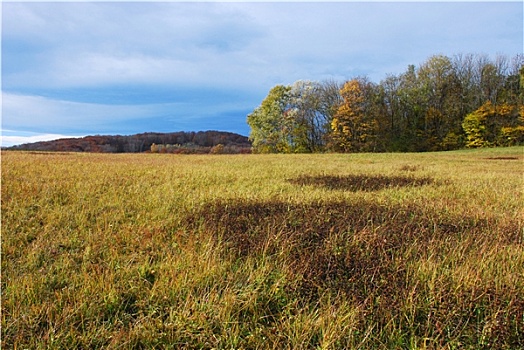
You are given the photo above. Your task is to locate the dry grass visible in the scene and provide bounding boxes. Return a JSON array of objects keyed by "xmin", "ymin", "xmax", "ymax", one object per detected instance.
[{"xmin": 2, "ymin": 147, "xmax": 523, "ymax": 348}]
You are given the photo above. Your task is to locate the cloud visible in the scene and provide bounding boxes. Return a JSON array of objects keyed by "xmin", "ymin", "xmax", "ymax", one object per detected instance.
[
  {"xmin": 236, "ymin": 2, "xmax": 523, "ymax": 82},
  {"xmin": 2, "ymin": 93, "xmax": 158, "ymax": 132},
  {"xmin": 3, "ymin": 2, "xmax": 522, "ymax": 91},
  {"xmin": 2, "ymin": 2, "xmax": 268, "ymax": 89},
  {"xmin": 2, "ymin": 92, "xmax": 254, "ymax": 136},
  {"xmin": 1, "ymin": 131, "xmax": 85, "ymax": 148}
]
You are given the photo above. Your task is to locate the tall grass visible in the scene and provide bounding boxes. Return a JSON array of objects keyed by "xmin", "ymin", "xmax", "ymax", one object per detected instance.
[{"xmin": 2, "ymin": 148, "xmax": 523, "ymax": 349}]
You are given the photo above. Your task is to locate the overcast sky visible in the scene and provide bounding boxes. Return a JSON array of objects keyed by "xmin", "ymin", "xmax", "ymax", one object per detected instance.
[{"xmin": 2, "ymin": 1, "xmax": 523, "ymax": 147}]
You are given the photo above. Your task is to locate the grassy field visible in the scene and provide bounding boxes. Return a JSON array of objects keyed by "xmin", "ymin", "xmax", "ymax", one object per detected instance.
[{"xmin": 2, "ymin": 147, "xmax": 523, "ymax": 349}]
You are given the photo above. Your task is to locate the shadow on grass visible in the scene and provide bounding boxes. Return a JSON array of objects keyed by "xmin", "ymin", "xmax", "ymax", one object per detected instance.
[
  {"xmin": 184, "ymin": 198, "xmax": 522, "ymax": 345},
  {"xmin": 484, "ymin": 156, "xmax": 520, "ymax": 160},
  {"xmin": 288, "ymin": 174, "xmax": 434, "ymax": 192},
  {"xmin": 186, "ymin": 199, "xmax": 509, "ymax": 301}
]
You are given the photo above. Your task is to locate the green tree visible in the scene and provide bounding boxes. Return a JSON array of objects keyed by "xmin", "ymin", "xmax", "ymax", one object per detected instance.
[
  {"xmin": 417, "ymin": 55, "xmax": 463, "ymax": 150},
  {"xmin": 248, "ymin": 81, "xmax": 342, "ymax": 153},
  {"xmin": 376, "ymin": 74, "xmax": 401, "ymax": 150},
  {"xmin": 247, "ymin": 85, "xmax": 292, "ymax": 153},
  {"xmin": 376, "ymin": 64, "xmax": 426, "ymax": 152}
]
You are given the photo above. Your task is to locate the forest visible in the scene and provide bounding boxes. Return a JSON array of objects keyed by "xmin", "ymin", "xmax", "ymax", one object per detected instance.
[
  {"xmin": 7, "ymin": 131, "xmax": 251, "ymax": 154},
  {"xmin": 248, "ymin": 53, "xmax": 524, "ymax": 153}
]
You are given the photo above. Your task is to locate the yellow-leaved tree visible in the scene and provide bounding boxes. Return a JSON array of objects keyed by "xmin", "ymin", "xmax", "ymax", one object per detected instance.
[
  {"xmin": 462, "ymin": 101, "xmax": 523, "ymax": 147},
  {"xmin": 330, "ymin": 79, "xmax": 377, "ymax": 152}
]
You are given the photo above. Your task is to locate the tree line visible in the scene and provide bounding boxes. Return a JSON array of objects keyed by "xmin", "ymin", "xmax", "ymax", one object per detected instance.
[
  {"xmin": 8, "ymin": 131, "xmax": 251, "ymax": 153},
  {"xmin": 247, "ymin": 53, "xmax": 524, "ymax": 153}
]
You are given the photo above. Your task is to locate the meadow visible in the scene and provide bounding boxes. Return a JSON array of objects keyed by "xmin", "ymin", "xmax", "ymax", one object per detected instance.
[{"xmin": 2, "ymin": 147, "xmax": 523, "ymax": 349}]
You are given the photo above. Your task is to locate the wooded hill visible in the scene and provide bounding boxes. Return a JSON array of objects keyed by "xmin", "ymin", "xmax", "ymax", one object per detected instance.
[{"xmin": 7, "ymin": 131, "xmax": 251, "ymax": 154}]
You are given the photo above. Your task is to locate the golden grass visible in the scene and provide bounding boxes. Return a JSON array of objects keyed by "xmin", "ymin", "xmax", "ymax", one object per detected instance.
[{"xmin": 2, "ymin": 147, "xmax": 523, "ymax": 348}]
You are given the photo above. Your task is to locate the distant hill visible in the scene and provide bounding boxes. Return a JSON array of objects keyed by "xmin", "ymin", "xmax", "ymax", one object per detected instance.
[{"xmin": 6, "ymin": 131, "xmax": 252, "ymax": 154}]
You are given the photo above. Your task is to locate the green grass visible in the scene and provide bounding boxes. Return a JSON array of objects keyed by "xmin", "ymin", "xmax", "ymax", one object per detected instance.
[{"xmin": 2, "ymin": 147, "xmax": 523, "ymax": 349}]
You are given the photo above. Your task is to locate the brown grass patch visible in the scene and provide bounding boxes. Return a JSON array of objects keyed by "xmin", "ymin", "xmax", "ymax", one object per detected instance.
[
  {"xmin": 288, "ymin": 174, "xmax": 434, "ymax": 191},
  {"xmin": 484, "ymin": 157, "xmax": 520, "ymax": 160},
  {"xmin": 185, "ymin": 198, "xmax": 523, "ymax": 345},
  {"xmin": 399, "ymin": 164, "xmax": 420, "ymax": 172},
  {"xmin": 26, "ymin": 151, "xmax": 72, "ymax": 155},
  {"xmin": 187, "ymin": 199, "xmax": 491, "ymax": 299}
]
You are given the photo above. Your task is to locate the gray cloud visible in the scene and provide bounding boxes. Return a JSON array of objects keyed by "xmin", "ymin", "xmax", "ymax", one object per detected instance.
[{"xmin": 4, "ymin": 2, "xmax": 521, "ymax": 89}]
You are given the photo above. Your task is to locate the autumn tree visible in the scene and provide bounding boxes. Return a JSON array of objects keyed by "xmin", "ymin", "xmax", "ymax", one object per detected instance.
[
  {"xmin": 462, "ymin": 101, "xmax": 523, "ymax": 147},
  {"xmin": 330, "ymin": 78, "xmax": 378, "ymax": 152}
]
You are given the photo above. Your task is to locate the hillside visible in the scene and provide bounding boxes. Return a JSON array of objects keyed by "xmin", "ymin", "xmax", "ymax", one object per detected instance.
[{"xmin": 6, "ymin": 131, "xmax": 251, "ymax": 154}]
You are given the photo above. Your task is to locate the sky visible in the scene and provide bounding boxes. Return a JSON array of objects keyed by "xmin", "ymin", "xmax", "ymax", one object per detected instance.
[{"xmin": 2, "ymin": 1, "xmax": 523, "ymax": 147}]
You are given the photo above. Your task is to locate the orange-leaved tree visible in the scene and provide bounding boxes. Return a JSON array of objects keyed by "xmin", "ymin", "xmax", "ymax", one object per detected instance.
[{"xmin": 330, "ymin": 79, "xmax": 377, "ymax": 152}]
